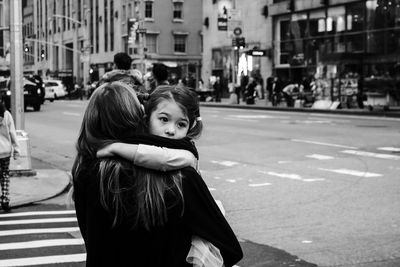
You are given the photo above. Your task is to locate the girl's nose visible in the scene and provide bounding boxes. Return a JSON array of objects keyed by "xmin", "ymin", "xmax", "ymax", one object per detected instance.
[{"xmin": 165, "ymin": 126, "xmax": 175, "ymax": 136}]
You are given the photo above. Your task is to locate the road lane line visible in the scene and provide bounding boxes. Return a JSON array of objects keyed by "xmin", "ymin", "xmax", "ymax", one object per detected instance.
[
  {"xmin": 259, "ymin": 171, "xmax": 325, "ymax": 182},
  {"xmin": 0, "ymin": 253, "xmax": 86, "ymax": 267},
  {"xmin": 0, "ymin": 238, "xmax": 84, "ymax": 250},
  {"xmin": 0, "ymin": 210, "xmax": 76, "ymax": 218},
  {"xmin": 211, "ymin": 160, "xmax": 239, "ymax": 167},
  {"xmin": 248, "ymin": 183, "xmax": 271, "ymax": 187},
  {"xmin": 341, "ymin": 150, "xmax": 400, "ymax": 160},
  {"xmin": 292, "ymin": 139, "xmax": 358, "ymax": 149},
  {"xmin": 377, "ymin": 147, "xmax": 400, "ymax": 152},
  {"xmin": 319, "ymin": 168, "xmax": 382, "ymax": 177},
  {"xmin": 306, "ymin": 154, "xmax": 334, "ymax": 160},
  {"xmin": 0, "ymin": 217, "xmax": 77, "ymax": 226},
  {"xmin": 0, "ymin": 227, "xmax": 79, "ymax": 237},
  {"xmin": 62, "ymin": 112, "xmax": 80, "ymax": 116}
]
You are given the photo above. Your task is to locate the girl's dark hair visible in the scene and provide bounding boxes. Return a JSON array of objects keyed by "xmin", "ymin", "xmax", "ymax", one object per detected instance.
[
  {"xmin": 145, "ymin": 85, "xmax": 203, "ymax": 139},
  {"xmin": 0, "ymin": 102, "xmax": 6, "ymax": 117},
  {"xmin": 72, "ymin": 82, "xmax": 185, "ymax": 230}
]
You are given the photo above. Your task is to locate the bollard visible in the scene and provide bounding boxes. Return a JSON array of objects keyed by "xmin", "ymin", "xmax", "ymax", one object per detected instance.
[{"xmin": 10, "ymin": 130, "xmax": 36, "ymax": 176}]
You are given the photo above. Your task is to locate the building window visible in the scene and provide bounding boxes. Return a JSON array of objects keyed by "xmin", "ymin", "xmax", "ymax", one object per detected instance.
[
  {"xmin": 145, "ymin": 1, "xmax": 153, "ymax": 18},
  {"xmin": 173, "ymin": 2, "xmax": 183, "ymax": 20},
  {"xmin": 174, "ymin": 35, "xmax": 187, "ymax": 53},
  {"xmin": 146, "ymin": 34, "xmax": 157, "ymax": 53}
]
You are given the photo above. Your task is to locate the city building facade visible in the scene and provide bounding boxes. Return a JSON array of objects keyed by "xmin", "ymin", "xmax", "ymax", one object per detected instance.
[
  {"xmin": 19, "ymin": 0, "xmax": 202, "ymax": 90},
  {"xmin": 202, "ymin": 0, "xmax": 273, "ymax": 96},
  {"xmin": 270, "ymin": 0, "xmax": 400, "ymax": 107}
]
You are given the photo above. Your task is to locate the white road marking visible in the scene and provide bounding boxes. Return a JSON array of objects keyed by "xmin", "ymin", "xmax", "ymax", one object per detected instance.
[
  {"xmin": 302, "ymin": 240, "xmax": 313, "ymax": 244},
  {"xmin": 214, "ymin": 176, "xmax": 221, "ymax": 180},
  {"xmin": 306, "ymin": 154, "xmax": 334, "ymax": 160},
  {"xmin": 0, "ymin": 238, "xmax": 84, "ymax": 250},
  {"xmin": 259, "ymin": 171, "xmax": 325, "ymax": 182},
  {"xmin": 211, "ymin": 160, "xmax": 239, "ymax": 167},
  {"xmin": 278, "ymin": 161, "xmax": 291, "ymax": 164},
  {"xmin": 341, "ymin": 150, "xmax": 400, "ymax": 160},
  {"xmin": 248, "ymin": 183, "xmax": 271, "ymax": 187},
  {"xmin": 303, "ymin": 178, "xmax": 326, "ymax": 182},
  {"xmin": 319, "ymin": 168, "xmax": 382, "ymax": 177},
  {"xmin": 0, "ymin": 210, "xmax": 75, "ymax": 218},
  {"xmin": 266, "ymin": 171, "xmax": 303, "ymax": 181},
  {"xmin": 292, "ymin": 139, "xmax": 358, "ymax": 149},
  {"xmin": 377, "ymin": 147, "xmax": 400, "ymax": 152},
  {"xmin": 0, "ymin": 253, "xmax": 86, "ymax": 267},
  {"xmin": 0, "ymin": 217, "xmax": 77, "ymax": 226},
  {"xmin": 215, "ymin": 200, "xmax": 225, "ymax": 216},
  {"xmin": 226, "ymin": 179, "xmax": 236, "ymax": 183},
  {"xmin": 0, "ymin": 227, "xmax": 79, "ymax": 237},
  {"xmin": 208, "ymin": 187, "xmax": 216, "ymax": 191},
  {"xmin": 63, "ymin": 112, "xmax": 80, "ymax": 116}
]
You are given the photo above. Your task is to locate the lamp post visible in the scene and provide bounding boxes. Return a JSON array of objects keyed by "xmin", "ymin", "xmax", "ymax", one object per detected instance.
[{"xmin": 10, "ymin": 0, "xmax": 24, "ymax": 129}]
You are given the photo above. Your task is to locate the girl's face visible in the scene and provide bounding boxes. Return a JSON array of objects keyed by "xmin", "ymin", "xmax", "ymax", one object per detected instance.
[{"xmin": 148, "ymin": 99, "xmax": 189, "ymax": 139}]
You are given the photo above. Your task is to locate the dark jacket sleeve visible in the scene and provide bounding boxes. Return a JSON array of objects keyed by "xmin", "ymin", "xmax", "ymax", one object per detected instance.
[{"xmin": 181, "ymin": 167, "xmax": 243, "ymax": 266}]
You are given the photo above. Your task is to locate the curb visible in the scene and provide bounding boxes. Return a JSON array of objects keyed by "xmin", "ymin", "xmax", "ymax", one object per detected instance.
[{"xmin": 200, "ymin": 102, "xmax": 400, "ymax": 118}]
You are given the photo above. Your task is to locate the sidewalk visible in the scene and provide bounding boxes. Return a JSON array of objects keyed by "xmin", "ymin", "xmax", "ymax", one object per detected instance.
[
  {"xmin": 200, "ymin": 97, "xmax": 400, "ymax": 118},
  {"xmin": 8, "ymin": 169, "xmax": 71, "ymax": 208}
]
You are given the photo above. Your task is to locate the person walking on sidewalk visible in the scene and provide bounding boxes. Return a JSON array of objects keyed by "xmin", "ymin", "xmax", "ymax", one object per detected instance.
[{"xmin": 0, "ymin": 102, "xmax": 20, "ymax": 211}]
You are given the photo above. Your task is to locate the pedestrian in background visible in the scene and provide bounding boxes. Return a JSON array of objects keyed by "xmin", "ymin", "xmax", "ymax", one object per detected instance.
[
  {"xmin": 149, "ymin": 63, "xmax": 169, "ymax": 93},
  {"xmin": 100, "ymin": 52, "xmax": 143, "ymax": 90},
  {"xmin": 213, "ymin": 76, "xmax": 222, "ymax": 102},
  {"xmin": 0, "ymin": 101, "xmax": 20, "ymax": 211}
]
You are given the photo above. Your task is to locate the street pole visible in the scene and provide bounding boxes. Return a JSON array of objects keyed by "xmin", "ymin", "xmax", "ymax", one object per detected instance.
[{"xmin": 10, "ymin": 0, "xmax": 24, "ymax": 130}]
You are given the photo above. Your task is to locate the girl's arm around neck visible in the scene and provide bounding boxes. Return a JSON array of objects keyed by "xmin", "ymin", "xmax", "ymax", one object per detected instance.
[{"xmin": 97, "ymin": 142, "xmax": 197, "ymax": 171}]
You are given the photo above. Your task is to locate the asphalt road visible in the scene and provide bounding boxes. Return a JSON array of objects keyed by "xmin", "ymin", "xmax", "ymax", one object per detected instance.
[{"xmin": 22, "ymin": 100, "xmax": 400, "ymax": 267}]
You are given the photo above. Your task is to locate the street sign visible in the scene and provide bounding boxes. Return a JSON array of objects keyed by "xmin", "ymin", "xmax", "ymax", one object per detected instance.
[
  {"xmin": 246, "ymin": 49, "xmax": 268, "ymax": 57},
  {"xmin": 227, "ymin": 20, "xmax": 243, "ymax": 37}
]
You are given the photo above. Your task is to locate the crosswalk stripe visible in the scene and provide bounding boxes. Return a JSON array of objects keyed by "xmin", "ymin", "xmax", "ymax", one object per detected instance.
[
  {"xmin": 319, "ymin": 168, "xmax": 382, "ymax": 177},
  {"xmin": 0, "ymin": 210, "xmax": 76, "ymax": 218},
  {"xmin": 0, "ymin": 217, "xmax": 77, "ymax": 226},
  {"xmin": 0, "ymin": 227, "xmax": 79, "ymax": 237},
  {"xmin": 0, "ymin": 238, "xmax": 84, "ymax": 250},
  {"xmin": 0, "ymin": 253, "xmax": 86, "ymax": 267},
  {"xmin": 341, "ymin": 150, "xmax": 400, "ymax": 160}
]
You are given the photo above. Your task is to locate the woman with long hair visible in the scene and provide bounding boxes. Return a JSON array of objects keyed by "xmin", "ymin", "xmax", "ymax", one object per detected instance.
[{"xmin": 72, "ymin": 82, "xmax": 242, "ymax": 266}]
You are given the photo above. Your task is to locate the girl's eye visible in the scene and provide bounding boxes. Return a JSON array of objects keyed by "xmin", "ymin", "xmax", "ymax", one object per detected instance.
[
  {"xmin": 178, "ymin": 122, "xmax": 188, "ymax": 128},
  {"xmin": 159, "ymin": 117, "xmax": 168, "ymax": 123}
]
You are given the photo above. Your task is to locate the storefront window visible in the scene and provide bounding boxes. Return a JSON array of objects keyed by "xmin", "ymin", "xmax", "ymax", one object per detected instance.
[
  {"xmin": 346, "ymin": 2, "xmax": 365, "ymax": 53},
  {"xmin": 327, "ymin": 6, "xmax": 346, "ymax": 53}
]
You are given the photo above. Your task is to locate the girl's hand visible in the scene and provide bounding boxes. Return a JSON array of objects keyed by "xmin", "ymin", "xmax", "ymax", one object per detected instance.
[{"xmin": 97, "ymin": 144, "xmax": 115, "ymax": 158}]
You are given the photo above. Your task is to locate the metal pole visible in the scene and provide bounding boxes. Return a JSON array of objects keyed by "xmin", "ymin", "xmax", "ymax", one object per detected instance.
[{"xmin": 10, "ymin": 0, "xmax": 24, "ymax": 130}]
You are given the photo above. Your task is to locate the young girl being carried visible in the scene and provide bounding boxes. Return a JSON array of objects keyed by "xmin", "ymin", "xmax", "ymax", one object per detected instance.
[{"xmin": 97, "ymin": 85, "xmax": 237, "ymax": 266}]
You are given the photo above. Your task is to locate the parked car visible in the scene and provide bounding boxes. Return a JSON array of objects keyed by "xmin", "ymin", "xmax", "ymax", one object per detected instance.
[
  {"xmin": 0, "ymin": 77, "xmax": 43, "ymax": 111},
  {"xmin": 44, "ymin": 79, "xmax": 67, "ymax": 101}
]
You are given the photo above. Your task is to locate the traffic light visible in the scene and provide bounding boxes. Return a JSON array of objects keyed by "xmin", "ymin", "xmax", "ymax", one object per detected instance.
[
  {"xmin": 40, "ymin": 49, "xmax": 45, "ymax": 59},
  {"xmin": 237, "ymin": 37, "xmax": 245, "ymax": 49},
  {"xmin": 24, "ymin": 43, "xmax": 29, "ymax": 53}
]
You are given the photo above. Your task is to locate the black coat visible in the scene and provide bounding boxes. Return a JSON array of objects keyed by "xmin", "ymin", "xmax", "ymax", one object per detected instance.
[{"xmin": 73, "ymin": 136, "xmax": 243, "ymax": 267}]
